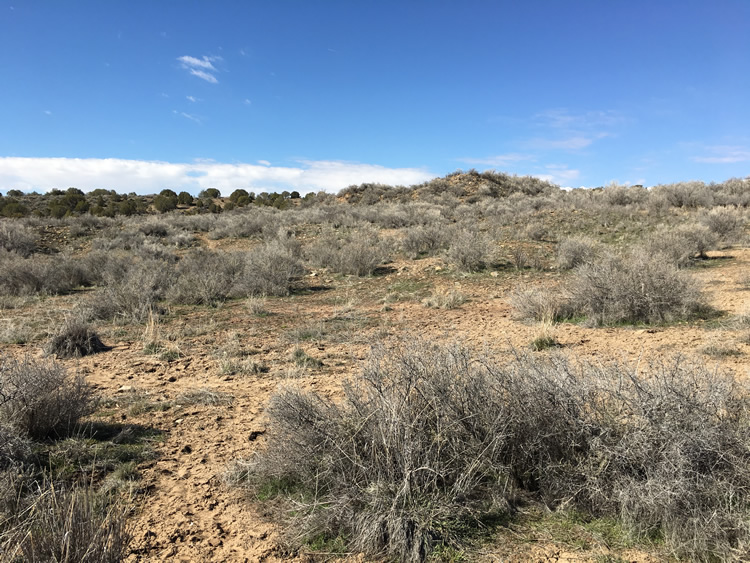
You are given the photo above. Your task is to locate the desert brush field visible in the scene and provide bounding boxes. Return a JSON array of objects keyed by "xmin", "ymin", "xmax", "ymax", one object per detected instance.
[{"xmin": 1, "ymin": 171, "xmax": 750, "ymax": 562}]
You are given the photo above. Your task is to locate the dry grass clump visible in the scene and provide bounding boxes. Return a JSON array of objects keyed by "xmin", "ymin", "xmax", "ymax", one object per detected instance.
[
  {"xmin": 46, "ymin": 319, "xmax": 108, "ymax": 358},
  {"xmin": 421, "ymin": 288, "xmax": 468, "ymax": 309},
  {"xmin": 0, "ymin": 424, "xmax": 32, "ymax": 468},
  {"xmin": 0, "ymin": 355, "xmax": 94, "ymax": 439},
  {"xmin": 509, "ymin": 286, "xmax": 572, "ymax": 322},
  {"xmin": 0, "ymin": 481, "xmax": 131, "ymax": 563},
  {"xmin": 175, "ymin": 388, "xmax": 234, "ymax": 407},
  {"xmin": 243, "ymin": 340, "xmax": 750, "ymax": 562}
]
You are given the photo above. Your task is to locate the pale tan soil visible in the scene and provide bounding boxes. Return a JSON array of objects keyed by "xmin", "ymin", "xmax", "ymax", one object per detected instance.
[{"xmin": 4, "ymin": 248, "xmax": 749, "ymax": 562}]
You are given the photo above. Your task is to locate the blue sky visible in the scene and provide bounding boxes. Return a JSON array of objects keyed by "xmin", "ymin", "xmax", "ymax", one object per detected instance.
[{"xmin": 1, "ymin": 1, "xmax": 749, "ymax": 194}]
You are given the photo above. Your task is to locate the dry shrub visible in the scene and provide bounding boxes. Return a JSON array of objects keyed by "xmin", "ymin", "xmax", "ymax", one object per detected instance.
[
  {"xmin": 555, "ymin": 236, "xmax": 600, "ymax": 270},
  {"xmin": 445, "ymin": 228, "xmax": 492, "ymax": 272},
  {"xmin": 700, "ymin": 206, "xmax": 746, "ymax": 242},
  {"xmin": 0, "ymin": 482, "xmax": 131, "ymax": 563},
  {"xmin": 46, "ymin": 319, "xmax": 107, "ymax": 359},
  {"xmin": 0, "ymin": 355, "xmax": 94, "ymax": 439},
  {"xmin": 523, "ymin": 222, "xmax": 547, "ymax": 241},
  {"xmin": 239, "ymin": 240, "xmax": 305, "ymax": 296},
  {"xmin": 0, "ymin": 252, "xmax": 91, "ymax": 296},
  {"xmin": 250, "ymin": 340, "xmax": 511, "ymax": 561},
  {"xmin": 0, "ymin": 221, "xmax": 36, "ymax": 257},
  {"xmin": 651, "ymin": 181, "xmax": 713, "ymax": 209},
  {"xmin": 246, "ymin": 339, "xmax": 750, "ymax": 561},
  {"xmin": 642, "ymin": 224, "xmax": 718, "ymax": 268},
  {"xmin": 168, "ymin": 248, "xmax": 244, "ymax": 306},
  {"xmin": 86, "ymin": 259, "xmax": 174, "ymax": 323},
  {"xmin": 402, "ymin": 225, "xmax": 448, "ymax": 259},
  {"xmin": 306, "ymin": 228, "xmax": 388, "ymax": 276},
  {"xmin": 568, "ymin": 249, "xmax": 707, "ymax": 325},
  {"xmin": 207, "ymin": 209, "xmax": 277, "ymax": 239}
]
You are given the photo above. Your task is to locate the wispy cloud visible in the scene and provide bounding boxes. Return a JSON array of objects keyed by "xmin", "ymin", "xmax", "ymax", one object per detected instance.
[
  {"xmin": 526, "ymin": 109, "xmax": 624, "ymax": 152},
  {"xmin": 458, "ymin": 153, "xmax": 534, "ymax": 167},
  {"xmin": 535, "ymin": 164, "xmax": 580, "ymax": 186},
  {"xmin": 172, "ymin": 110, "xmax": 201, "ymax": 124},
  {"xmin": 693, "ymin": 145, "xmax": 750, "ymax": 164},
  {"xmin": 526, "ymin": 135, "xmax": 608, "ymax": 151},
  {"xmin": 43, "ymin": 110, "xmax": 52, "ymax": 116},
  {"xmin": 177, "ymin": 55, "xmax": 221, "ymax": 83},
  {"xmin": 0, "ymin": 157, "xmax": 434, "ymax": 195},
  {"xmin": 534, "ymin": 109, "xmax": 626, "ymax": 130},
  {"xmin": 186, "ymin": 95, "xmax": 199, "ymax": 103}
]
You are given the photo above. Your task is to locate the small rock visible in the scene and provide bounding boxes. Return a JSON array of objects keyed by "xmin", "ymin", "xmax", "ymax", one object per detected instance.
[{"xmin": 118, "ymin": 385, "xmax": 133, "ymax": 393}]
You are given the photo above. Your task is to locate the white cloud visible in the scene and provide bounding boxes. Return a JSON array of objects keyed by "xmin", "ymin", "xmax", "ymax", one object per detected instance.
[
  {"xmin": 535, "ymin": 164, "xmax": 580, "ymax": 186},
  {"xmin": 43, "ymin": 110, "xmax": 52, "ymax": 115},
  {"xmin": 458, "ymin": 153, "xmax": 534, "ymax": 167},
  {"xmin": 0, "ymin": 157, "xmax": 434, "ymax": 195},
  {"xmin": 188, "ymin": 69, "xmax": 218, "ymax": 83},
  {"xmin": 257, "ymin": 160, "xmax": 271, "ymax": 166},
  {"xmin": 177, "ymin": 55, "xmax": 217, "ymax": 70},
  {"xmin": 244, "ymin": 98, "xmax": 252, "ymax": 105},
  {"xmin": 177, "ymin": 55, "xmax": 221, "ymax": 83},
  {"xmin": 693, "ymin": 145, "xmax": 750, "ymax": 163},
  {"xmin": 186, "ymin": 95, "xmax": 198, "ymax": 103}
]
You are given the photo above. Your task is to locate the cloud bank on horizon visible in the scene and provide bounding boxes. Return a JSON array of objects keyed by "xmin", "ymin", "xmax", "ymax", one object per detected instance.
[{"xmin": 0, "ymin": 157, "xmax": 436, "ymax": 195}]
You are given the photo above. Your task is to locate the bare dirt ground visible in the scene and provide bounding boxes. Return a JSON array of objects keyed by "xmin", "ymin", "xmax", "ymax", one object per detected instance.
[{"xmin": 6, "ymin": 247, "xmax": 749, "ymax": 562}]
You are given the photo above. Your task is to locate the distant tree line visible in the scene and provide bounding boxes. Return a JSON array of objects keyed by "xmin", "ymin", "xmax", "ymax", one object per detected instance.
[{"xmin": 0, "ymin": 186, "xmax": 303, "ymax": 218}]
